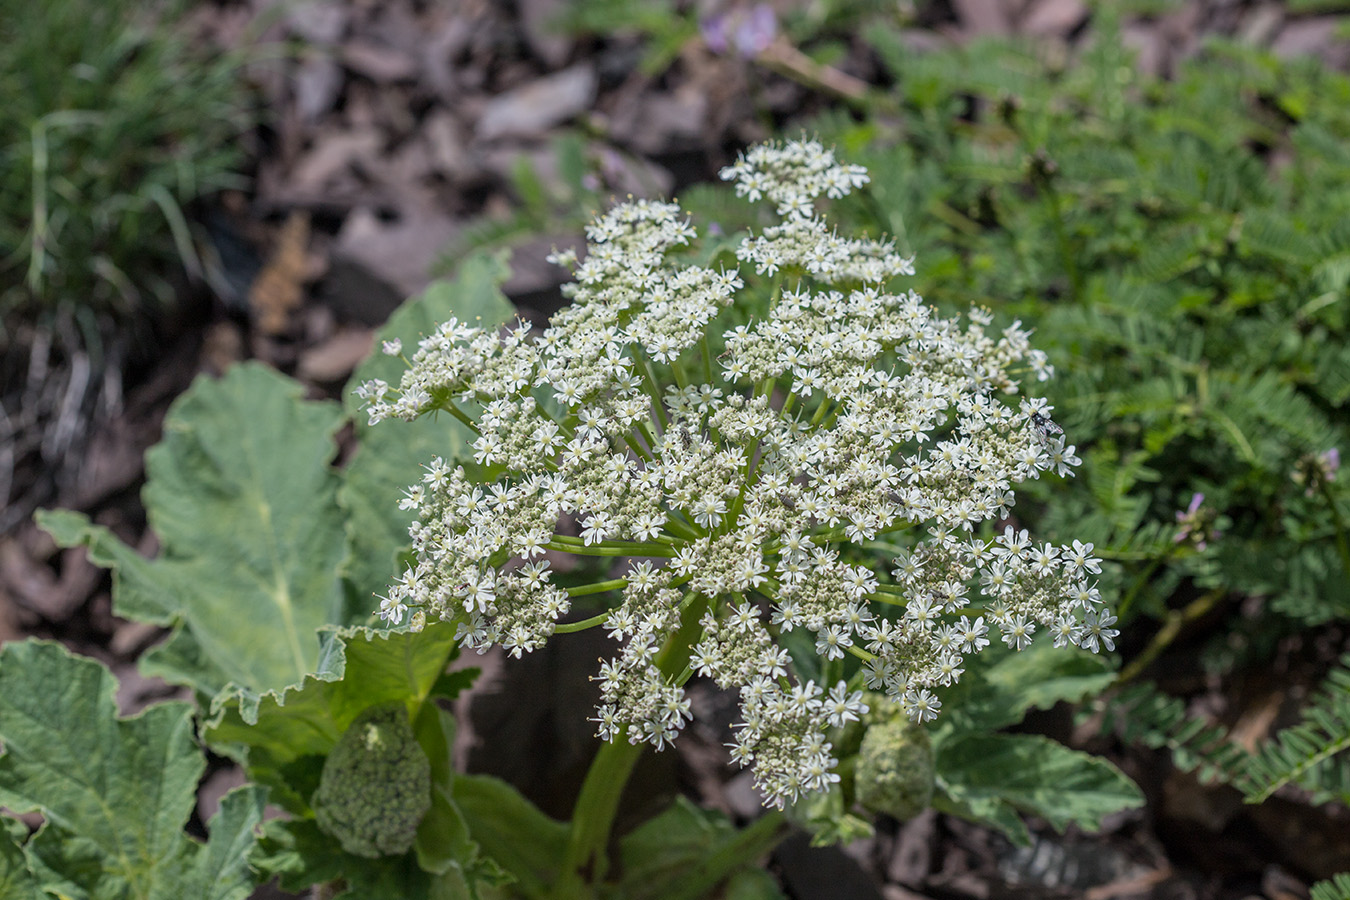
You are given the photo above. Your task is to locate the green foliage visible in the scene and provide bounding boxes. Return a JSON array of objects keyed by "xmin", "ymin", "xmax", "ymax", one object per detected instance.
[
  {"xmin": 0, "ymin": 832, "xmax": 42, "ymax": 900},
  {"xmin": 929, "ymin": 644, "xmax": 1140, "ymax": 844},
  {"xmin": 607, "ymin": 798, "xmax": 788, "ymax": 900},
  {"xmin": 30, "ymin": 251, "xmax": 788, "ymax": 898},
  {"xmin": 0, "ymin": 0, "xmax": 253, "ymax": 323},
  {"xmin": 40, "ymin": 252, "xmax": 516, "ymax": 720},
  {"xmin": 342, "ymin": 252, "xmax": 517, "ymax": 606},
  {"xmin": 39, "ymin": 364, "xmax": 352, "ymax": 711},
  {"xmin": 28, "ymin": 257, "xmax": 521, "ymax": 897},
  {"xmin": 449, "ymin": 775, "xmax": 570, "ymax": 899},
  {"xmin": 1104, "ymin": 654, "xmax": 1350, "ymax": 806},
  {"xmin": 1313, "ymin": 872, "xmax": 1350, "ymax": 900},
  {"xmin": 0, "ymin": 640, "xmax": 265, "ymax": 900},
  {"xmin": 796, "ymin": 643, "xmax": 1137, "ymax": 846},
  {"xmin": 800, "ymin": 17, "xmax": 1350, "ymax": 825},
  {"xmin": 203, "ymin": 623, "xmax": 463, "ymax": 813},
  {"xmin": 832, "ymin": 26, "xmax": 1350, "ymax": 632}
]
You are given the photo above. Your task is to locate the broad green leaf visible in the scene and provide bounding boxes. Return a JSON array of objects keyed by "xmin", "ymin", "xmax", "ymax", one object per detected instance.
[
  {"xmin": 452, "ymin": 774, "xmax": 569, "ymax": 900},
  {"xmin": 0, "ymin": 641, "xmax": 264, "ymax": 900},
  {"xmin": 617, "ymin": 797, "xmax": 732, "ymax": 894},
  {"xmin": 39, "ymin": 363, "xmax": 349, "ymax": 706},
  {"xmin": 0, "ymin": 832, "xmax": 42, "ymax": 900},
  {"xmin": 930, "ymin": 787, "xmax": 1030, "ymax": 846},
  {"xmin": 250, "ymin": 817, "xmax": 443, "ymax": 899},
  {"xmin": 936, "ymin": 733, "xmax": 1143, "ymax": 840},
  {"xmin": 935, "ymin": 643, "xmax": 1117, "ymax": 742},
  {"xmin": 204, "ymin": 622, "xmax": 461, "ymax": 811},
  {"xmin": 723, "ymin": 868, "xmax": 787, "ymax": 900},
  {"xmin": 613, "ymin": 798, "xmax": 790, "ymax": 900},
  {"xmin": 339, "ymin": 251, "xmax": 516, "ymax": 612},
  {"xmin": 414, "ymin": 705, "xmax": 470, "ymax": 873}
]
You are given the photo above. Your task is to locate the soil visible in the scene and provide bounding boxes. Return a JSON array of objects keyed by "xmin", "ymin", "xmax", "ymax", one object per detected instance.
[{"xmin": 3, "ymin": 2, "xmax": 1349, "ymax": 898}]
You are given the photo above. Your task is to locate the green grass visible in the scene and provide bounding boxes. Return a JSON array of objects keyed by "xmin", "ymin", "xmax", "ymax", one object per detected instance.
[{"xmin": 0, "ymin": 0, "xmax": 255, "ymax": 328}]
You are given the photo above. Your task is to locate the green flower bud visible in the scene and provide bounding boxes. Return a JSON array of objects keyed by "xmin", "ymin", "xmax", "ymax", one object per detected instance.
[
  {"xmin": 312, "ymin": 703, "xmax": 431, "ymax": 858},
  {"xmin": 855, "ymin": 717, "xmax": 935, "ymax": 821}
]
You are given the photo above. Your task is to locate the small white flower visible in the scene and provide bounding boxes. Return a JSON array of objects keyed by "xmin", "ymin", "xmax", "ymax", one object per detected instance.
[
  {"xmin": 1001, "ymin": 615, "xmax": 1035, "ymax": 651},
  {"xmin": 823, "ymin": 683, "xmax": 868, "ymax": 727}
]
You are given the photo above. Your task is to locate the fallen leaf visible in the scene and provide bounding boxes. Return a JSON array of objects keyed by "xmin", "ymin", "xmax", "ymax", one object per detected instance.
[
  {"xmin": 477, "ymin": 64, "xmax": 598, "ymax": 140},
  {"xmin": 297, "ymin": 328, "xmax": 376, "ymax": 383},
  {"xmin": 249, "ymin": 211, "xmax": 314, "ymax": 335}
]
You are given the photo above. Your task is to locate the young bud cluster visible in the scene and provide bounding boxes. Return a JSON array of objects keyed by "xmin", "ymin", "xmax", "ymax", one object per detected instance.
[{"xmin": 360, "ymin": 139, "xmax": 1114, "ymax": 809}]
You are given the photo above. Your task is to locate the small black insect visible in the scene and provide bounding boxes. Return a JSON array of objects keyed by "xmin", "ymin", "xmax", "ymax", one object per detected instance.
[{"xmin": 1030, "ymin": 411, "xmax": 1063, "ymax": 442}]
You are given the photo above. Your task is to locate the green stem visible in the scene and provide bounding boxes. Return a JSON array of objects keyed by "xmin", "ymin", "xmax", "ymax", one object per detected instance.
[
  {"xmin": 546, "ymin": 537, "xmax": 677, "ymax": 557},
  {"xmin": 1116, "ymin": 588, "xmax": 1224, "ymax": 685},
  {"xmin": 555, "ymin": 611, "xmax": 612, "ymax": 634},
  {"xmin": 1115, "ymin": 552, "xmax": 1168, "ymax": 621},
  {"xmin": 552, "ymin": 734, "xmax": 645, "ymax": 900},
  {"xmin": 440, "ymin": 401, "xmax": 481, "ymax": 435},
  {"xmin": 553, "ymin": 595, "xmax": 711, "ymax": 899},
  {"xmin": 567, "ymin": 578, "xmax": 628, "ymax": 597},
  {"xmin": 634, "ymin": 351, "xmax": 669, "ymax": 432},
  {"xmin": 662, "ymin": 515, "xmax": 703, "ymax": 541},
  {"xmin": 702, "ymin": 330, "xmax": 715, "ymax": 386},
  {"xmin": 1039, "ymin": 180, "xmax": 1083, "ymax": 304}
]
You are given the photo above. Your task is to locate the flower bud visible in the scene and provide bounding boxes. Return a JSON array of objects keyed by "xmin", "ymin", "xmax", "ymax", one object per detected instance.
[{"xmin": 855, "ymin": 717, "xmax": 935, "ymax": 821}]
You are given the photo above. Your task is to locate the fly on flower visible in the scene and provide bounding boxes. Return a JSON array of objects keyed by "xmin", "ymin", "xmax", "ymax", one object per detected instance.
[{"xmin": 1030, "ymin": 411, "xmax": 1063, "ymax": 444}]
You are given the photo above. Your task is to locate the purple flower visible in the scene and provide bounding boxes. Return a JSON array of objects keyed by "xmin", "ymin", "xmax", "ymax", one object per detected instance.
[
  {"xmin": 701, "ymin": 4, "xmax": 778, "ymax": 59},
  {"xmin": 701, "ymin": 13, "xmax": 730, "ymax": 54},
  {"xmin": 1174, "ymin": 492, "xmax": 1211, "ymax": 550},
  {"xmin": 735, "ymin": 4, "xmax": 778, "ymax": 57}
]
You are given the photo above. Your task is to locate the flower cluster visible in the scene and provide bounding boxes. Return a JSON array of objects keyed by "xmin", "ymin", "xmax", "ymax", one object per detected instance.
[{"xmin": 358, "ymin": 138, "xmax": 1115, "ymax": 810}]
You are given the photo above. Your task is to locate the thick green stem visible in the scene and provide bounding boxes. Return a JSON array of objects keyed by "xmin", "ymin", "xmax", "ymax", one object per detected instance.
[
  {"xmin": 552, "ymin": 733, "xmax": 646, "ymax": 900},
  {"xmin": 552, "ymin": 595, "xmax": 710, "ymax": 899}
]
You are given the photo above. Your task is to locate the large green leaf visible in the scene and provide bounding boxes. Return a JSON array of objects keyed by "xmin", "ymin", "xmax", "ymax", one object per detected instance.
[
  {"xmin": 0, "ymin": 833, "xmax": 41, "ymax": 900},
  {"xmin": 250, "ymin": 818, "xmax": 444, "ymax": 900},
  {"xmin": 934, "ymin": 642, "xmax": 1118, "ymax": 741},
  {"xmin": 339, "ymin": 250, "xmax": 517, "ymax": 611},
  {"xmin": 612, "ymin": 798, "xmax": 788, "ymax": 900},
  {"xmin": 935, "ymin": 732, "xmax": 1143, "ymax": 842},
  {"xmin": 451, "ymin": 774, "xmax": 569, "ymax": 900},
  {"xmin": 39, "ymin": 363, "xmax": 349, "ymax": 706},
  {"xmin": 204, "ymin": 622, "xmax": 461, "ymax": 810},
  {"xmin": 0, "ymin": 640, "xmax": 265, "ymax": 900}
]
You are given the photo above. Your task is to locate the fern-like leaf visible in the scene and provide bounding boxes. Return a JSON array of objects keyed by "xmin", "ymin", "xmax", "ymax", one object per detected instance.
[
  {"xmin": 1243, "ymin": 656, "xmax": 1350, "ymax": 803},
  {"xmin": 1311, "ymin": 871, "xmax": 1350, "ymax": 900}
]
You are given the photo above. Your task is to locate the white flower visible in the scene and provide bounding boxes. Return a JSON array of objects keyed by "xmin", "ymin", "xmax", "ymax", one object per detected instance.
[
  {"xmin": 1076, "ymin": 611, "xmax": 1119, "ymax": 653},
  {"xmin": 823, "ymin": 683, "xmax": 868, "ymax": 727},
  {"xmin": 363, "ymin": 137, "xmax": 1107, "ymax": 812},
  {"xmin": 1063, "ymin": 539, "xmax": 1102, "ymax": 576},
  {"xmin": 1001, "ymin": 615, "xmax": 1035, "ymax": 651},
  {"xmin": 903, "ymin": 688, "xmax": 941, "ymax": 723}
]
